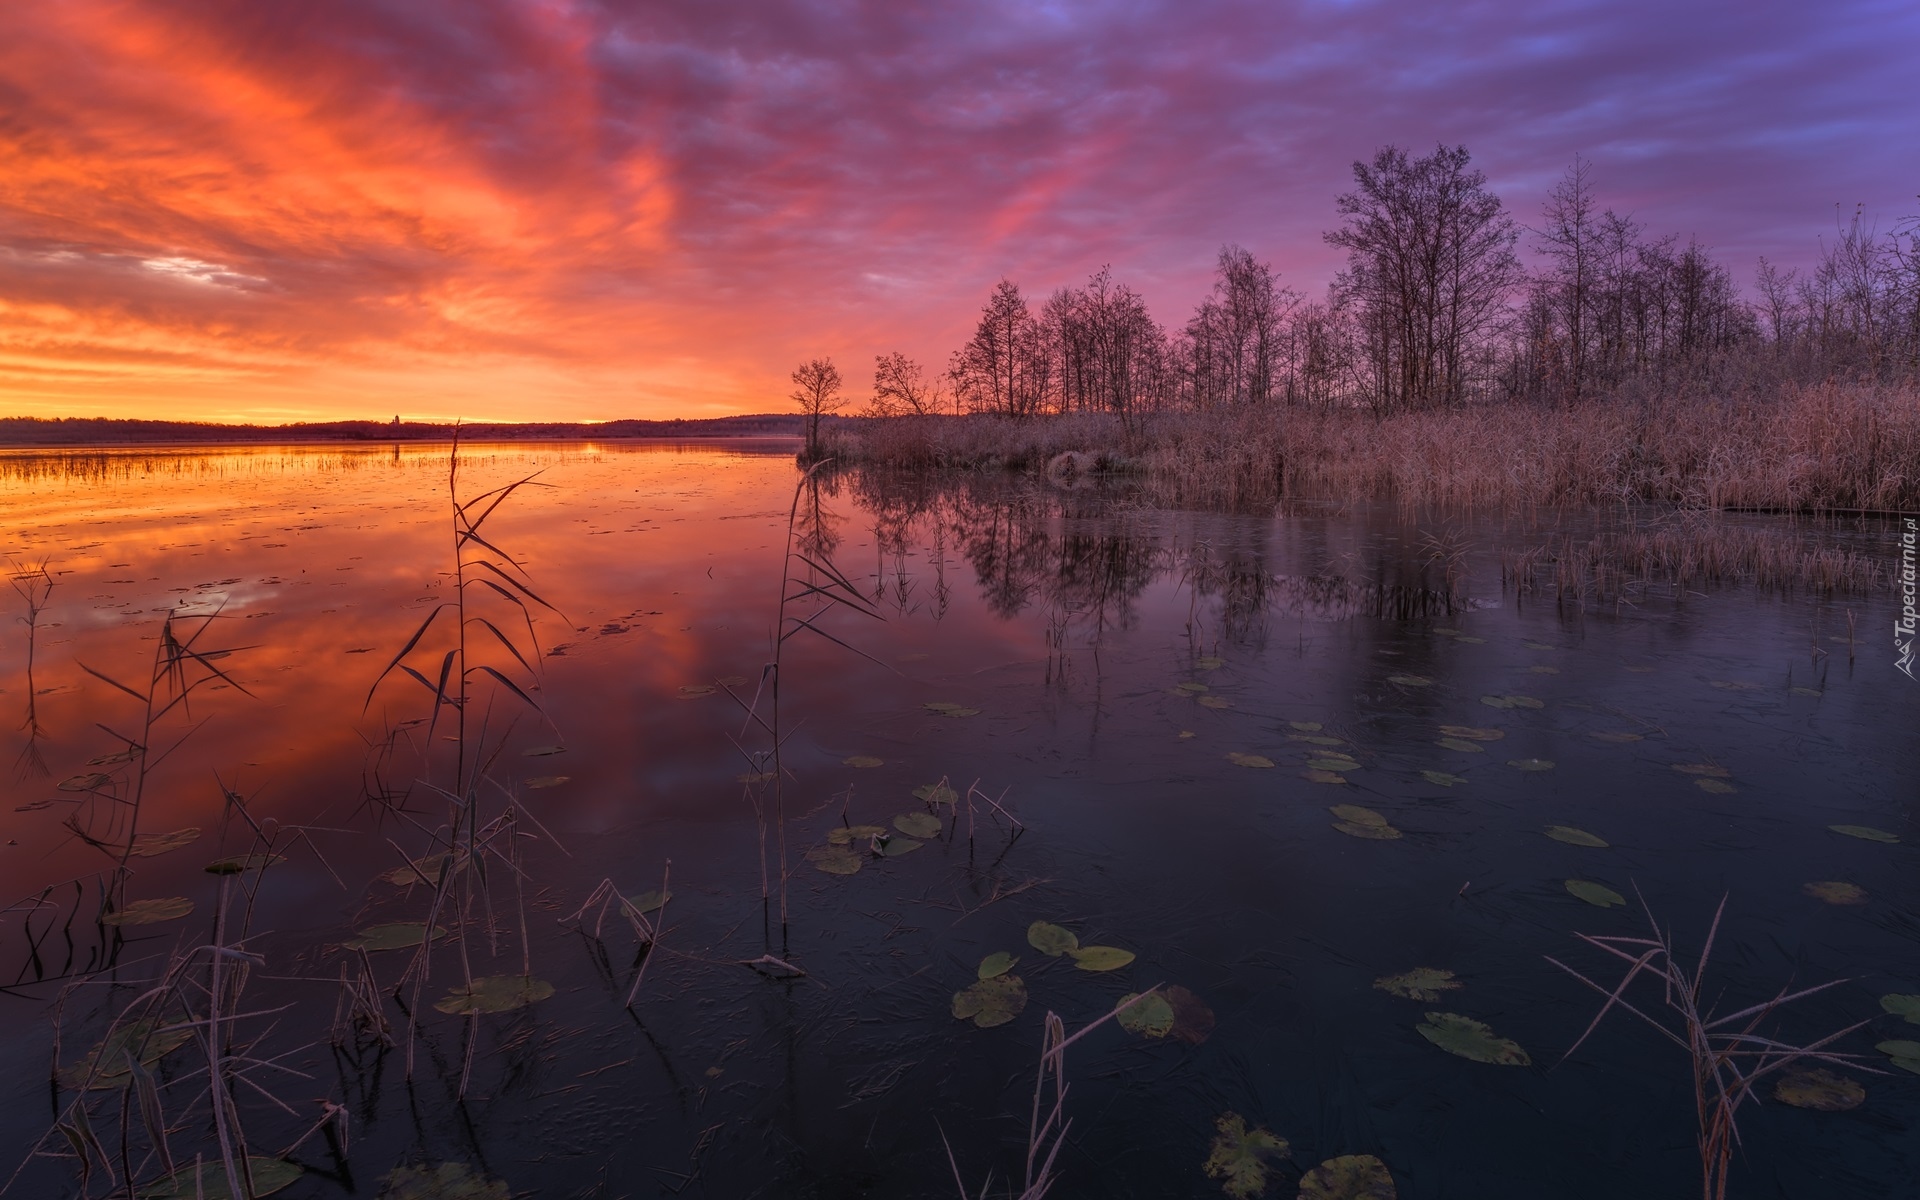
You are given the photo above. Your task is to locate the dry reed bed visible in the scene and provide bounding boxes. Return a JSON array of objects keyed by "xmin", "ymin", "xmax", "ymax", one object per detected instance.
[
  {"xmin": 828, "ymin": 385, "xmax": 1919, "ymax": 516},
  {"xmin": 1500, "ymin": 518, "xmax": 1890, "ymax": 599}
]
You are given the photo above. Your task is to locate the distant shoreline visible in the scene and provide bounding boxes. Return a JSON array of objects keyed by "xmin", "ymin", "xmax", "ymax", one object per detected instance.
[{"xmin": 0, "ymin": 414, "xmax": 806, "ymax": 447}]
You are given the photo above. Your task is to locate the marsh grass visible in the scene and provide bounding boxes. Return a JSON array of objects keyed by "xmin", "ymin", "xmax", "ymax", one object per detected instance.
[{"xmin": 7, "ymin": 560, "xmax": 53, "ymax": 780}]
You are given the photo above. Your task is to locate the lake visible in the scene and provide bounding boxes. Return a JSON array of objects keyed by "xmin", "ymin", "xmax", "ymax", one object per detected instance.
[{"xmin": 1, "ymin": 440, "xmax": 1914, "ymax": 1199}]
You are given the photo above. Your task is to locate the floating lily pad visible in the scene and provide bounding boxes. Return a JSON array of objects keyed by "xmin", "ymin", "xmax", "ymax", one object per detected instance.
[
  {"xmin": 1774, "ymin": 1068, "xmax": 1865, "ymax": 1111},
  {"xmin": 139, "ymin": 1158, "xmax": 303, "ymax": 1199},
  {"xmin": 1708, "ymin": 680, "xmax": 1762, "ymax": 691},
  {"xmin": 1417, "ymin": 1011, "xmax": 1530, "ymax": 1065},
  {"xmin": 522, "ymin": 745, "xmax": 566, "ymax": 757},
  {"xmin": 383, "ymin": 853, "xmax": 462, "ymax": 885},
  {"xmin": 843, "ymin": 755, "xmax": 885, "ymax": 768},
  {"xmin": 1290, "ymin": 721, "xmax": 1323, "ymax": 732},
  {"xmin": 128, "ymin": 828, "xmax": 200, "ymax": 857},
  {"xmin": 1878, "ymin": 1040, "xmax": 1920, "ymax": 1074},
  {"xmin": 1305, "ymin": 769, "xmax": 1350, "ymax": 785},
  {"xmin": 1165, "ymin": 984, "xmax": 1217, "ymax": 1044},
  {"xmin": 806, "ymin": 845, "xmax": 863, "ymax": 875},
  {"xmin": 1880, "ymin": 994, "xmax": 1920, "ymax": 1024},
  {"xmin": 525, "ymin": 775, "xmax": 568, "ymax": 789},
  {"xmin": 1830, "ymin": 825, "xmax": 1900, "ymax": 843},
  {"xmin": 1545, "ymin": 826, "xmax": 1608, "ymax": 848},
  {"xmin": 102, "ymin": 897, "xmax": 194, "ymax": 926},
  {"xmin": 1522, "ymin": 641, "xmax": 1556, "ymax": 651},
  {"xmin": 205, "ymin": 853, "xmax": 286, "ymax": 875},
  {"xmin": 1507, "ymin": 758, "xmax": 1555, "ymax": 772},
  {"xmin": 894, "ymin": 812, "xmax": 942, "ymax": 838},
  {"xmin": 1298, "ymin": 1154, "xmax": 1397, "ymax": 1200},
  {"xmin": 977, "ymin": 951, "xmax": 1017, "ymax": 979},
  {"xmin": 1227, "ymin": 753, "xmax": 1275, "ymax": 768},
  {"xmin": 1175, "ymin": 681, "xmax": 1211, "ymax": 695},
  {"xmin": 912, "ymin": 782, "xmax": 959, "ymax": 806},
  {"xmin": 1438, "ymin": 726, "xmax": 1504, "ymax": 741},
  {"xmin": 627, "ymin": 889, "xmax": 672, "ymax": 914},
  {"xmin": 344, "ymin": 922, "xmax": 446, "ymax": 952},
  {"xmin": 58, "ymin": 772, "xmax": 114, "ymax": 792},
  {"xmin": 1196, "ymin": 656, "xmax": 1226, "ymax": 670},
  {"xmin": 924, "ymin": 701, "xmax": 980, "ymax": 717},
  {"xmin": 875, "ymin": 835, "xmax": 923, "ymax": 857},
  {"xmin": 1672, "ymin": 763, "xmax": 1731, "ymax": 778},
  {"xmin": 677, "ymin": 684, "xmax": 715, "ymax": 698},
  {"xmin": 378, "ymin": 1162, "xmax": 511, "ymax": 1200},
  {"xmin": 1333, "ymin": 819, "xmax": 1402, "ymax": 839},
  {"xmin": 1695, "ymin": 779, "xmax": 1737, "ymax": 794},
  {"xmin": 1565, "ymin": 880, "xmax": 1625, "ymax": 908},
  {"xmin": 952, "ymin": 975, "xmax": 1026, "ymax": 1028},
  {"xmin": 1789, "ymin": 686, "xmax": 1823, "ymax": 697},
  {"xmin": 1803, "ymin": 881, "xmax": 1867, "ymax": 905},
  {"xmin": 1178, "ymin": 730, "xmax": 1197, "ymax": 739},
  {"xmin": 1454, "ymin": 635, "xmax": 1486, "ymax": 644},
  {"xmin": 1290, "ymin": 734, "xmax": 1346, "ymax": 746},
  {"xmin": 1435, "ymin": 738, "xmax": 1484, "ymax": 753},
  {"xmin": 827, "ymin": 824, "xmax": 887, "ymax": 844},
  {"xmin": 716, "ymin": 674, "xmax": 749, "ymax": 687},
  {"xmin": 63, "ymin": 1020, "xmax": 194, "ymax": 1090},
  {"xmin": 1420, "ymin": 770, "xmax": 1467, "ymax": 787},
  {"xmin": 1331, "ymin": 804, "xmax": 1387, "ymax": 827},
  {"xmin": 1308, "ymin": 758, "xmax": 1360, "ymax": 772},
  {"xmin": 1478, "ymin": 696, "xmax": 1515, "ymax": 709},
  {"xmin": 1591, "ymin": 731, "xmax": 1644, "ymax": 743},
  {"xmin": 1374, "ymin": 968, "xmax": 1462, "ymax": 1001},
  {"xmin": 433, "ymin": 975, "xmax": 554, "ymax": 1015},
  {"xmin": 1197, "ymin": 696, "xmax": 1233, "ymax": 709},
  {"xmin": 1117, "ymin": 991, "xmax": 1175, "ymax": 1037},
  {"xmin": 1027, "ymin": 921, "xmax": 1079, "ymax": 957},
  {"xmin": 1386, "ymin": 675, "xmax": 1432, "ymax": 687},
  {"xmin": 1203, "ymin": 1113, "xmax": 1290, "ymax": 1200},
  {"xmin": 1069, "ymin": 945, "xmax": 1135, "ymax": 972}
]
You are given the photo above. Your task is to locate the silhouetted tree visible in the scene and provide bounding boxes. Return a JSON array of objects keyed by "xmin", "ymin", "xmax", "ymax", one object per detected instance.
[
  {"xmin": 869, "ymin": 351, "xmax": 940, "ymax": 417},
  {"xmin": 950, "ymin": 280, "xmax": 1048, "ymax": 417},
  {"xmin": 790, "ymin": 357, "xmax": 844, "ymax": 456}
]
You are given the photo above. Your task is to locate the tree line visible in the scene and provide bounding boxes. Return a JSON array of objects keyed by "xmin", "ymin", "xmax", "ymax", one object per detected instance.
[{"xmin": 793, "ymin": 144, "xmax": 1919, "ymax": 436}]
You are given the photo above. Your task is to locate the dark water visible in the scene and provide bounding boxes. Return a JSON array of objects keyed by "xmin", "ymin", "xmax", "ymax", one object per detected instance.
[{"xmin": 1, "ymin": 442, "xmax": 1915, "ymax": 1199}]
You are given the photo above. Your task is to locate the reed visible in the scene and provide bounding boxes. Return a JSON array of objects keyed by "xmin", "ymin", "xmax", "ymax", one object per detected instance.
[{"xmin": 7, "ymin": 560, "xmax": 53, "ymax": 779}]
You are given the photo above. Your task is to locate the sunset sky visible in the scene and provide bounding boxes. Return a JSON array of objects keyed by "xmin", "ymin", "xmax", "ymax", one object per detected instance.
[{"xmin": 2, "ymin": 0, "xmax": 1915, "ymax": 424}]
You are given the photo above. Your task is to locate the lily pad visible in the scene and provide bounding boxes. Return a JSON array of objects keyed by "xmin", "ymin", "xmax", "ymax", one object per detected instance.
[
  {"xmin": 1416, "ymin": 1011, "xmax": 1530, "ymax": 1066},
  {"xmin": 1522, "ymin": 640, "xmax": 1556, "ymax": 650},
  {"xmin": 433, "ymin": 975, "xmax": 554, "ymax": 1015},
  {"xmin": 1830, "ymin": 825, "xmax": 1900, "ymax": 843},
  {"xmin": 1773, "ymin": 1067, "xmax": 1865, "ymax": 1111},
  {"xmin": 1591, "ymin": 731, "xmax": 1644, "ymax": 743},
  {"xmin": 1565, "ymin": 880, "xmax": 1625, "ymax": 908},
  {"xmin": 1435, "ymin": 738, "xmax": 1485, "ymax": 754},
  {"xmin": 1197, "ymin": 696, "xmax": 1233, "ymax": 709},
  {"xmin": 1790, "ymin": 686, "xmax": 1823, "ymax": 697},
  {"xmin": 677, "ymin": 684, "xmax": 715, "ymax": 698},
  {"xmin": 1454, "ymin": 635, "xmax": 1486, "ymax": 644},
  {"xmin": 525, "ymin": 775, "xmax": 569, "ymax": 789},
  {"xmin": 1672, "ymin": 763, "xmax": 1731, "ymax": 778},
  {"xmin": 1545, "ymin": 825, "xmax": 1608, "ymax": 848},
  {"xmin": 1695, "ymin": 779, "xmax": 1736, "ymax": 794},
  {"xmin": 1117, "ymin": 991, "xmax": 1175, "ymax": 1037},
  {"xmin": 843, "ymin": 755, "xmax": 885, "ymax": 768},
  {"xmin": 379, "ymin": 1162, "xmax": 511, "ymax": 1200},
  {"xmin": 1290, "ymin": 721, "xmax": 1323, "ymax": 732},
  {"xmin": 58, "ymin": 772, "xmax": 114, "ymax": 792},
  {"xmin": 62, "ymin": 1020, "xmax": 194, "ymax": 1089},
  {"xmin": 806, "ymin": 845, "xmax": 863, "ymax": 875},
  {"xmin": 924, "ymin": 701, "xmax": 980, "ymax": 718},
  {"xmin": 1374, "ymin": 968, "xmax": 1461, "ymax": 1001},
  {"xmin": 1165, "ymin": 984, "xmax": 1217, "ymax": 1044},
  {"xmin": 382, "ymin": 853, "xmax": 462, "ymax": 885},
  {"xmin": 875, "ymin": 835, "xmax": 923, "ymax": 857},
  {"xmin": 1175, "ymin": 681, "xmax": 1211, "ymax": 695},
  {"xmin": 1302, "ymin": 769, "xmax": 1348, "ymax": 785},
  {"xmin": 139, "ymin": 1158, "xmax": 303, "ymax": 1199},
  {"xmin": 128, "ymin": 828, "xmax": 200, "ymax": 857},
  {"xmin": 343, "ymin": 922, "xmax": 446, "ymax": 952},
  {"xmin": 1438, "ymin": 726, "xmax": 1503, "ymax": 741},
  {"xmin": 1879, "ymin": 994, "xmax": 1920, "ymax": 1024},
  {"xmin": 1196, "ymin": 656, "xmax": 1226, "ymax": 670},
  {"xmin": 1803, "ymin": 881, "xmax": 1867, "ymax": 905},
  {"xmin": 1298, "ymin": 1154, "xmax": 1397, "ymax": 1200},
  {"xmin": 1386, "ymin": 675, "xmax": 1432, "ymax": 687},
  {"xmin": 952, "ymin": 975, "xmax": 1027, "ymax": 1028},
  {"xmin": 978, "ymin": 951, "xmax": 1017, "ymax": 979},
  {"xmin": 827, "ymin": 824, "xmax": 887, "ymax": 845},
  {"xmin": 1307, "ymin": 758, "xmax": 1360, "ymax": 772},
  {"xmin": 1331, "ymin": 804, "xmax": 1387, "ymax": 827},
  {"xmin": 912, "ymin": 782, "xmax": 959, "ymax": 806},
  {"xmin": 627, "ymin": 889, "xmax": 672, "ymax": 914},
  {"xmin": 1290, "ymin": 734, "xmax": 1346, "ymax": 747},
  {"xmin": 1507, "ymin": 758, "xmax": 1555, "ymax": 772},
  {"xmin": 1333, "ymin": 820, "xmax": 1402, "ymax": 840},
  {"xmin": 1420, "ymin": 770, "xmax": 1467, "ymax": 787},
  {"xmin": 1068, "ymin": 945, "xmax": 1136, "ymax": 972},
  {"xmin": 1479, "ymin": 695, "xmax": 1515, "ymax": 710},
  {"xmin": 1027, "ymin": 921, "xmax": 1079, "ymax": 957},
  {"xmin": 1227, "ymin": 753, "xmax": 1275, "ymax": 768},
  {"xmin": 1203, "ymin": 1113, "xmax": 1290, "ymax": 1200},
  {"xmin": 1878, "ymin": 1040, "xmax": 1920, "ymax": 1074},
  {"xmin": 205, "ymin": 853, "xmax": 286, "ymax": 875},
  {"xmin": 893, "ymin": 812, "xmax": 942, "ymax": 838},
  {"xmin": 102, "ymin": 897, "xmax": 194, "ymax": 926}
]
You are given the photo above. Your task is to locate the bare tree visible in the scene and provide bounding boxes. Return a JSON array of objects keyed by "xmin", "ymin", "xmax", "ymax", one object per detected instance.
[
  {"xmin": 1184, "ymin": 245, "xmax": 1293, "ymax": 409},
  {"xmin": 790, "ymin": 357, "xmax": 843, "ymax": 456},
  {"xmin": 1326, "ymin": 144, "xmax": 1522, "ymax": 411},
  {"xmin": 950, "ymin": 280, "xmax": 1048, "ymax": 418},
  {"xmin": 1534, "ymin": 157, "xmax": 1599, "ymax": 399},
  {"xmin": 869, "ymin": 352, "xmax": 939, "ymax": 417}
]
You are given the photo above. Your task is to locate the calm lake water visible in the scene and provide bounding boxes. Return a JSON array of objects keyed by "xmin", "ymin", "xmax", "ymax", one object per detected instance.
[{"xmin": 1, "ymin": 441, "xmax": 1915, "ymax": 1199}]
